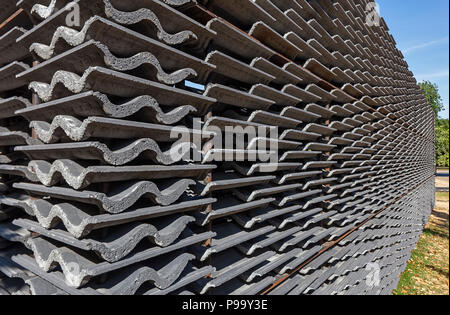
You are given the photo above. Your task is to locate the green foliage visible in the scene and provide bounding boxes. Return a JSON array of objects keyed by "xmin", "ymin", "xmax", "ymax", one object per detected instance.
[
  {"xmin": 419, "ymin": 81, "xmax": 448, "ymax": 167},
  {"xmin": 419, "ymin": 81, "xmax": 445, "ymax": 118},
  {"xmin": 435, "ymin": 119, "xmax": 449, "ymax": 167}
]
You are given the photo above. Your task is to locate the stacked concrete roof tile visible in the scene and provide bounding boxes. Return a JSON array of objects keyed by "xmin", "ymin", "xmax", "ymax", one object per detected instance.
[{"xmin": 0, "ymin": 0, "xmax": 435, "ymax": 295}]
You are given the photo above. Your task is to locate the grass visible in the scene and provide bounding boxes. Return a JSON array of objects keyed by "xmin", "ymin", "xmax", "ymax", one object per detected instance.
[
  {"xmin": 393, "ymin": 192, "xmax": 449, "ymax": 295},
  {"xmin": 436, "ymin": 192, "xmax": 449, "ymax": 201}
]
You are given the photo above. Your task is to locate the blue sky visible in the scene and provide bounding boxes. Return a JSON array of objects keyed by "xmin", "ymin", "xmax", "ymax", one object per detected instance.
[{"xmin": 377, "ymin": 0, "xmax": 449, "ymax": 119}]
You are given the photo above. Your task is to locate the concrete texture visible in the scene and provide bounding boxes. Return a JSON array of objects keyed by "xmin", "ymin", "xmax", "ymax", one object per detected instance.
[
  {"xmin": 0, "ymin": 27, "xmax": 28, "ymax": 66},
  {"xmin": 24, "ymin": 232, "xmax": 214, "ymax": 288},
  {"xmin": 0, "ymin": 127, "xmax": 41, "ymax": 146},
  {"xmin": 0, "ymin": 62, "xmax": 29, "ymax": 92},
  {"xmin": 16, "ymin": 140, "xmax": 201, "ymax": 165},
  {"xmin": 0, "ymin": 0, "xmax": 437, "ymax": 296},
  {"xmin": 9, "ymin": 159, "xmax": 215, "ymax": 189},
  {"xmin": 1, "ymin": 194, "xmax": 215, "ymax": 238},
  {"xmin": 0, "ymin": 97, "xmax": 31, "ymax": 119},
  {"xmin": 30, "ymin": 115, "xmax": 209, "ymax": 143},
  {"xmin": 13, "ymin": 178, "xmax": 196, "ymax": 212},
  {"xmin": 14, "ymin": 217, "xmax": 196, "ymax": 262},
  {"xmin": 16, "ymin": 91, "xmax": 200, "ymax": 123},
  {"xmin": 19, "ymin": 40, "xmax": 212, "ymax": 85},
  {"xmin": 28, "ymin": 67, "xmax": 216, "ymax": 106}
]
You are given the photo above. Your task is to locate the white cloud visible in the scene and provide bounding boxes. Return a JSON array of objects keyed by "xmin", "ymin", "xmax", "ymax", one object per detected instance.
[{"xmin": 402, "ymin": 37, "xmax": 449, "ymax": 54}]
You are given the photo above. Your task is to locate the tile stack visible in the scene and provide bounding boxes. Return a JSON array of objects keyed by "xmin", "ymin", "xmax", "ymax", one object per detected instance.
[{"xmin": 0, "ymin": 0, "xmax": 435, "ymax": 295}]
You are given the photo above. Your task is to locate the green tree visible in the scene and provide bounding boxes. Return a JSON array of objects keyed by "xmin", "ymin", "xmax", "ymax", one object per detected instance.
[
  {"xmin": 419, "ymin": 81, "xmax": 449, "ymax": 167},
  {"xmin": 435, "ymin": 119, "xmax": 449, "ymax": 167},
  {"xmin": 419, "ymin": 81, "xmax": 444, "ymax": 118}
]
